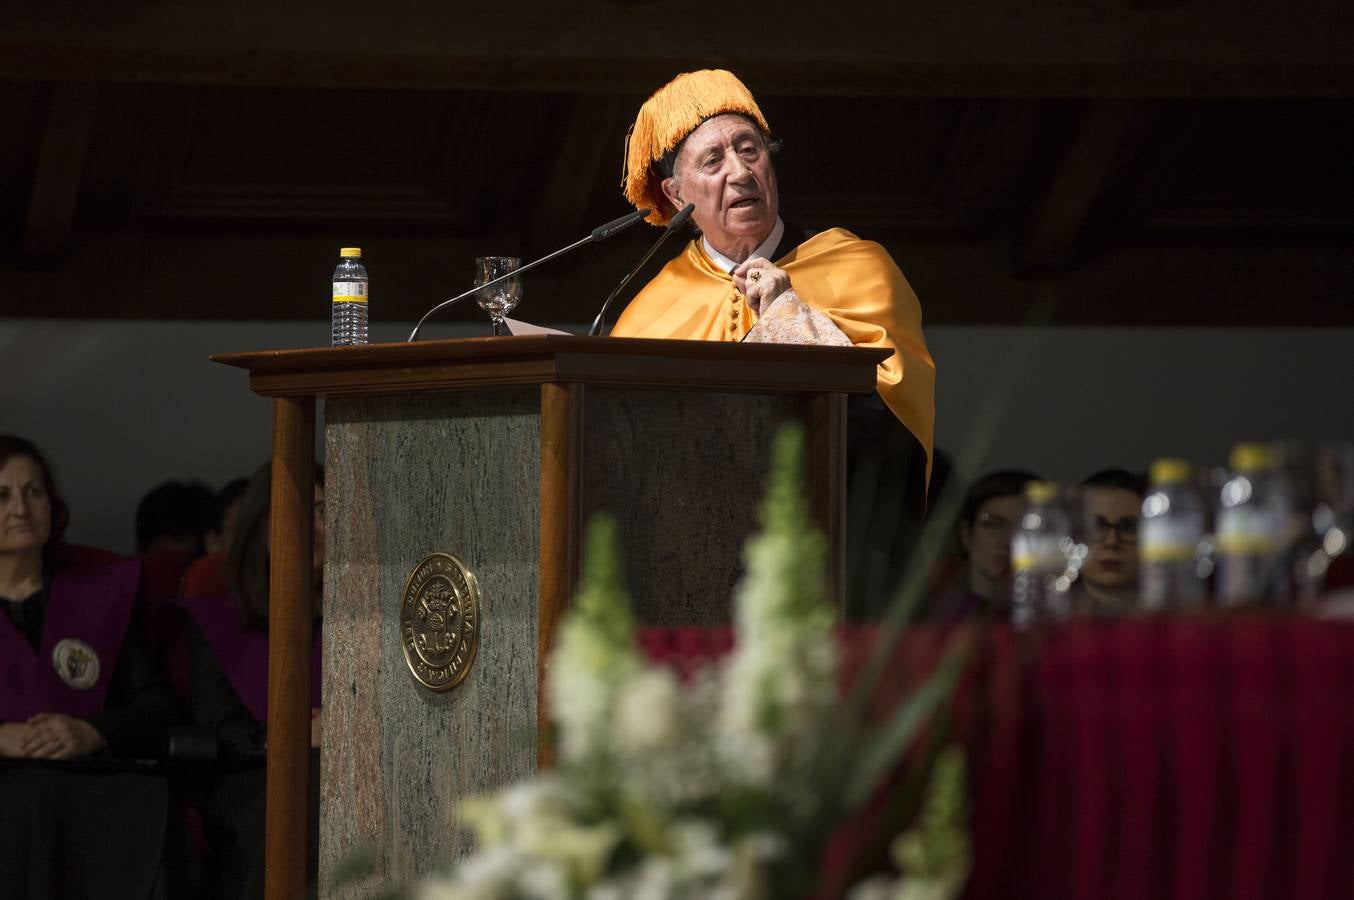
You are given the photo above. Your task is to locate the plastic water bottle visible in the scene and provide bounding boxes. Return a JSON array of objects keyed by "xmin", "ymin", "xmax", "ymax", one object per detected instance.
[
  {"xmin": 1011, "ymin": 481, "xmax": 1073, "ymax": 626},
  {"xmin": 1274, "ymin": 443, "xmax": 1327, "ymax": 602},
  {"xmin": 332, "ymin": 247, "xmax": 369, "ymax": 346},
  {"xmin": 1139, "ymin": 458, "xmax": 1207, "ymax": 610},
  {"xmin": 1307, "ymin": 443, "xmax": 1354, "ymax": 598},
  {"xmin": 1216, "ymin": 443, "xmax": 1288, "ymax": 606}
]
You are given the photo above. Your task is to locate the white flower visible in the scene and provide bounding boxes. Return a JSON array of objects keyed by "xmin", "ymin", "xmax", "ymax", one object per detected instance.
[
  {"xmin": 668, "ymin": 819, "xmax": 730, "ymax": 879},
  {"xmin": 500, "ymin": 779, "xmax": 567, "ymax": 822},
  {"xmin": 454, "ymin": 846, "xmax": 520, "ymax": 891},
  {"xmin": 845, "ymin": 876, "xmax": 896, "ymax": 900},
  {"xmin": 419, "ymin": 846, "xmax": 520, "ymax": 900},
  {"xmin": 460, "ymin": 777, "xmax": 571, "ymax": 848},
  {"xmin": 584, "ymin": 882, "xmax": 628, "ymax": 900},
  {"xmin": 741, "ymin": 831, "xmax": 787, "ymax": 864},
  {"xmin": 718, "ymin": 526, "xmax": 837, "ymax": 786},
  {"xmin": 416, "ymin": 878, "xmax": 466, "ymax": 900},
  {"xmin": 585, "ymin": 860, "xmax": 676, "ymax": 900},
  {"xmin": 517, "ymin": 818, "xmax": 621, "ymax": 887},
  {"xmin": 550, "ymin": 621, "xmax": 639, "ymax": 764},
  {"xmin": 629, "ymin": 857, "xmax": 677, "ymax": 900},
  {"xmin": 614, "ymin": 667, "xmax": 681, "ymax": 758},
  {"xmin": 546, "ymin": 515, "xmax": 642, "ymax": 766},
  {"xmin": 516, "ymin": 860, "xmax": 569, "ymax": 900},
  {"xmin": 845, "ymin": 876, "xmax": 967, "ymax": 900}
]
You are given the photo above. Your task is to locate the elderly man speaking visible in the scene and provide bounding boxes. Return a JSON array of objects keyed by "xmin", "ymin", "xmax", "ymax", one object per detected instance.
[{"xmin": 612, "ymin": 70, "xmax": 936, "ymax": 490}]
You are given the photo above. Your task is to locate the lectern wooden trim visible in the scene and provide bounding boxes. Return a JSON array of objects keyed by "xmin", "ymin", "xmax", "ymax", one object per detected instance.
[
  {"xmin": 263, "ymin": 397, "xmax": 314, "ymax": 900},
  {"xmin": 215, "ymin": 333, "xmax": 886, "ymax": 398},
  {"xmin": 212, "ymin": 335, "xmax": 888, "ymax": 900}
]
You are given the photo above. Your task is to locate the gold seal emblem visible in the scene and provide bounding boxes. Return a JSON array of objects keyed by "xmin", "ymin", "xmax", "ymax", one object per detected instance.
[
  {"xmin": 52, "ymin": 638, "xmax": 100, "ymax": 690},
  {"xmin": 400, "ymin": 553, "xmax": 481, "ymax": 691}
]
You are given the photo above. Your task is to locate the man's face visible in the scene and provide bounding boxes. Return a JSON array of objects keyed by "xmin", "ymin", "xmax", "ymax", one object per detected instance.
[
  {"xmin": 1081, "ymin": 487, "xmax": 1141, "ymax": 589},
  {"xmin": 960, "ymin": 495, "xmax": 1024, "ymax": 588},
  {"xmin": 660, "ymin": 113, "xmax": 779, "ymax": 257}
]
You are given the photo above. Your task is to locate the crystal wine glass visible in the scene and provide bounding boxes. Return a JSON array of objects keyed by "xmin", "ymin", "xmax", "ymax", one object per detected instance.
[{"xmin": 473, "ymin": 256, "xmax": 523, "ymax": 336}]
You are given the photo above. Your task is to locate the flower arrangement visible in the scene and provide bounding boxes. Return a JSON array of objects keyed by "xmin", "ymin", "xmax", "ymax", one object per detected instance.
[{"xmin": 419, "ymin": 425, "xmax": 970, "ymax": 900}]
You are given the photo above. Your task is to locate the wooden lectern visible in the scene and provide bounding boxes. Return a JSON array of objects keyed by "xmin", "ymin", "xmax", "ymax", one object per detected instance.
[{"xmin": 213, "ymin": 335, "xmax": 887, "ymax": 899}]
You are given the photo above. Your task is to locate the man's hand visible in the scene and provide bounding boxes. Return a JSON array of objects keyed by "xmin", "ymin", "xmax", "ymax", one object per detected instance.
[
  {"xmin": 0, "ymin": 722, "xmax": 31, "ymax": 757},
  {"xmin": 742, "ymin": 291, "xmax": 852, "ymax": 346},
  {"xmin": 732, "ymin": 257, "xmax": 794, "ymax": 315},
  {"xmin": 21, "ymin": 713, "xmax": 106, "ymax": 759}
]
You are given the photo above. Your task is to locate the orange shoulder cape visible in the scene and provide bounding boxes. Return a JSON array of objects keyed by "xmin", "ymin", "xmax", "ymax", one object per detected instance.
[{"xmin": 612, "ymin": 228, "xmax": 936, "ymax": 468}]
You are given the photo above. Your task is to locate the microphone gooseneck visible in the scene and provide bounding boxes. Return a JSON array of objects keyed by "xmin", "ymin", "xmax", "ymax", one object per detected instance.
[
  {"xmin": 406, "ymin": 208, "xmax": 650, "ymax": 342},
  {"xmin": 588, "ymin": 202, "xmax": 695, "ymax": 338}
]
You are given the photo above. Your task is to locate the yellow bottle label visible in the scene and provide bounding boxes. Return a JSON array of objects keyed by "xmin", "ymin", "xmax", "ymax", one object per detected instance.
[
  {"xmin": 333, "ymin": 282, "xmax": 368, "ymax": 303},
  {"xmin": 1139, "ymin": 543, "xmax": 1197, "ymax": 564},
  {"xmin": 1217, "ymin": 508, "xmax": 1278, "ymax": 557},
  {"xmin": 1216, "ymin": 533, "xmax": 1278, "ymax": 556}
]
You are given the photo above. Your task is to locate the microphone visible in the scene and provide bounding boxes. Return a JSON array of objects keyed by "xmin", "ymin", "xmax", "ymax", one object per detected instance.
[
  {"xmin": 588, "ymin": 202, "xmax": 695, "ymax": 337},
  {"xmin": 592, "ymin": 209, "xmax": 650, "ymax": 241},
  {"xmin": 407, "ymin": 208, "xmax": 651, "ymax": 342}
]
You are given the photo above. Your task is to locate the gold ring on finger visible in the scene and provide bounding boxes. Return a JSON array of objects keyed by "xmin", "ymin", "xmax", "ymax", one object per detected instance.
[{"xmin": 750, "ymin": 270, "xmax": 761, "ymax": 283}]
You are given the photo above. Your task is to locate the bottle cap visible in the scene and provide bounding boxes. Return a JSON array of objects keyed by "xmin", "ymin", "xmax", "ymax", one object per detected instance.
[
  {"xmin": 339, "ymin": 247, "xmax": 362, "ymax": 258},
  {"xmin": 1024, "ymin": 480, "xmax": 1059, "ymax": 503},
  {"xmin": 1230, "ymin": 443, "xmax": 1276, "ymax": 474},
  {"xmin": 1150, "ymin": 458, "xmax": 1193, "ymax": 485}
]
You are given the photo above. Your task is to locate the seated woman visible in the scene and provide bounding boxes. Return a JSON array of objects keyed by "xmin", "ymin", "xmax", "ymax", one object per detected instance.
[
  {"xmin": 0, "ymin": 434, "xmax": 175, "ymax": 758},
  {"xmin": 0, "ymin": 434, "xmax": 177, "ymax": 898},
  {"xmin": 925, "ymin": 470, "xmax": 1041, "ymax": 621},
  {"xmin": 173, "ymin": 461, "xmax": 324, "ymax": 899}
]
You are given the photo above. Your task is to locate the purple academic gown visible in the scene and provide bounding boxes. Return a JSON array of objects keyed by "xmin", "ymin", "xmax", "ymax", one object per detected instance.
[
  {"xmin": 172, "ymin": 592, "xmax": 322, "ymax": 722},
  {"xmin": 0, "ymin": 559, "xmax": 140, "ymax": 722}
]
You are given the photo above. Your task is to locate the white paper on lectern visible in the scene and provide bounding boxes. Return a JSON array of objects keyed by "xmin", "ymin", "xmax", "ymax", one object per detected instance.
[{"xmin": 503, "ymin": 318, "xmax": 572, "ymax": 336}]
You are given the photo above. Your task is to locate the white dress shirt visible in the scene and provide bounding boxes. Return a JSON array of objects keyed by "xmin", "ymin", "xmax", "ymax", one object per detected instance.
[{"xmin": 701, "ymin": 218, "xmax": 786, "ymax": 273}]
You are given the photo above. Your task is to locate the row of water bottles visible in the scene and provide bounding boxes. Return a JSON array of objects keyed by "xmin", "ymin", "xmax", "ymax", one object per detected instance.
[{"xmin": 1011, "ymin": 442, "xmax": 1354, "ymax": 624}]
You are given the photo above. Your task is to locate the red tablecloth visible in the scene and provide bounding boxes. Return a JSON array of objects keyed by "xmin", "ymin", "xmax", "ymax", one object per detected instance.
[{"xmin": 638, "ymin": 617, "xmax": 1354, "ymax": 900}]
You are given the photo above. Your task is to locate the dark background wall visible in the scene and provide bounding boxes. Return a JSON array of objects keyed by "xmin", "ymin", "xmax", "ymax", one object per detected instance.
[{"xmin": 6, "ymin": 318, "xmax": 1349, "ymax": 555}]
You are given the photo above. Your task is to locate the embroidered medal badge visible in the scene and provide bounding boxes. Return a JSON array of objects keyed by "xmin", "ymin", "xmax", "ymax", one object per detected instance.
[{"xmin": 52, "ymin": 638, "xmax": 100, "ymax": 690}]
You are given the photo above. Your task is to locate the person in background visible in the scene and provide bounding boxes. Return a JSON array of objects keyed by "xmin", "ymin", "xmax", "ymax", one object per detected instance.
[
  {"xmin": 135, "ymin": 478, "xmax": 216, "ymax": 556},
  {"xmin": 0, "ymin": 435, "xmax": 178, "ymax": 899},
  {"xmin": 204, "ymin": 477, "xmax": 250, "ymax": 557},
  {"xmin": 1075, "ymin": 468, "xmax": 1147, "ymax": 614},
  {"xmin": 174, "ymin": 461, "xmax": 324, "ymax": 900},
  {"xmin": 135, "ymin": 478, "xmax": 217, "ymax": 605},
  {"xmin": 0, "ymin": 435, "xmax": 174, "ymax": 759},
  {"xmin": 186, "ymin": 463, "xmax": 324, "ymax": 756},
  {"xmin": 926, "ymin": 470, "xmax": 1041, "ymax": 620}
]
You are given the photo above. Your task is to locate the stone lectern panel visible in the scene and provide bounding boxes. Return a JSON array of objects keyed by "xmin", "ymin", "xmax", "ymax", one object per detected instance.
[{"xmin": 321, "ymin": 389, "xmax": 541, "ymax": 882}]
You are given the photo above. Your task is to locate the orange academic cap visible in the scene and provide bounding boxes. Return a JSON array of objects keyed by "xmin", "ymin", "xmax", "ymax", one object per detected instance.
[{"xmin": 622, "ymin": 69, "xmax": 772, "ymax": 226}]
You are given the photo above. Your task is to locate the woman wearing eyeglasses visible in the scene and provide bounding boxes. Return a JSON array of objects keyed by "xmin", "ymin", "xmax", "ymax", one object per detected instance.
[
  {"xmin": 926, "ymin": 470, "xmax": 1041, "ymax": 620},
  {"xmin": 1076, "ymin": 469, "xmax": 1148, "ymax": 613}
]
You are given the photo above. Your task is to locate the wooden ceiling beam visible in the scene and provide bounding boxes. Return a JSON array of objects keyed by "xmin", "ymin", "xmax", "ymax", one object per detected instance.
[
  {"xmin": 936, "ymin": 99, "xmax": 1053, "ymax": 234},
  {"xmin": 1012, "ymin": 100, "xmax": 1163, "ymax": 274},
  {"xmin": 3, "ymin": 2, "xmax": 1353, "ymax": 97},
  {"xmin": 22, "ymin": 82, "xmax": 98, "ymax": 264},
  {"xmin": 3, "ymin": 53, "xmax": 1352, "ymax": 99},
  {"xmin": 529, "ymin": 95, "xmax": 632, "ymax": 250}
]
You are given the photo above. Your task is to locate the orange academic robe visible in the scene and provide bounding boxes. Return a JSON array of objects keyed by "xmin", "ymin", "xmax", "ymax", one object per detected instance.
[{"xmin": 612, "ymin": 227, "xmax": 936, "ymax": 470}]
